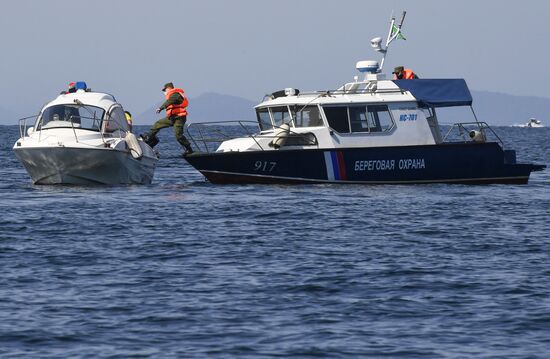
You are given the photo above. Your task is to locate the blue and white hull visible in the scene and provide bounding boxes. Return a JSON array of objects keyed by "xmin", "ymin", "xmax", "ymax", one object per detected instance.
[{"xmin": 185, "ymin": 142, "xmax": 544, "ymax": 184}]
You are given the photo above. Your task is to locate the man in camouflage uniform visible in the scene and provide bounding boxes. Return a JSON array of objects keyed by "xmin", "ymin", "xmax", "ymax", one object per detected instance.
[{"xmin": 142, "ymin": 82, "xmax": 193, "ymax": 155}]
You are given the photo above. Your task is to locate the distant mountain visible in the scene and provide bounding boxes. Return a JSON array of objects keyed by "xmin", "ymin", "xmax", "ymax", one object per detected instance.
[
  {"xmin": 2, "ymin": 90, "xmax": 548, "ymax": 127},
  {"xmin": 134, "ymin": 92, "xmax": 257, "ymax": 125},
  {"xmin": 135, "ymin": 90, "xmax": 549, "ymax": 127},
  {"xmin": 470, "ymin": 91, "xmax": 549, "ymax": 126}
]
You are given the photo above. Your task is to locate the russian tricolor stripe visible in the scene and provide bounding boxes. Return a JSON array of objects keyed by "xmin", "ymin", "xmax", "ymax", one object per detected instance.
[{"xmin": 324, "ymin": 151, "xmax": 347, "ymax": 181}]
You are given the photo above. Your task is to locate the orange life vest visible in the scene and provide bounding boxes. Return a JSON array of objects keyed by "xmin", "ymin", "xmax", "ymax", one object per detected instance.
[
  {"xmin": 393, "ymin": 68, "xmax": 416, "ymax": 80},
  {"xmin": 165, "ymin": 87, "xmax": 188, "ymax": 117}
]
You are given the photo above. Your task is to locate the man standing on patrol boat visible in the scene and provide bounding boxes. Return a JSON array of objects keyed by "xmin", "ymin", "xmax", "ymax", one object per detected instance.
[
  {"xmin": 392, "ymin": 66, "xmax": 418, "ymax": 80},
  {"xmin": 142, "ymin": 82, "xmax": 193, "ymax": 155}
]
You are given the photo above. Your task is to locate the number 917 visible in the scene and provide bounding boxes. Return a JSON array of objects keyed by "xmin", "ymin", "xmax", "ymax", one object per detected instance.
[{"xmin": 254, "ymin": 161, "xmax": 277, "ymax": 172}]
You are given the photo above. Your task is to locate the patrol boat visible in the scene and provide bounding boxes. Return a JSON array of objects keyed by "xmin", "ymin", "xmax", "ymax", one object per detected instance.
[
  {"xmin": 13, "ymin": 82, "xmax": 158, "ymax": 185},
  {"xmin": 184, "ymin": 13, "xmax": 545, "ymax": 184}
]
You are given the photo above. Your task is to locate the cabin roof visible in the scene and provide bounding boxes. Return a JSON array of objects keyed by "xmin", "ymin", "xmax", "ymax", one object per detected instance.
[
  {"xmin": 393, "ymin": 79, "xmax": 472, "ymax": 107},
  {"xmin": 46, "ymin": 91, "xmax": 118, "ymax": 111},
  {"xmin": 255, "ymin": 80, "xmax": 416, "ymax": 108},
  {"xmin": 255, "ymin": 78, "xmax": 473, "ymax": 109}
]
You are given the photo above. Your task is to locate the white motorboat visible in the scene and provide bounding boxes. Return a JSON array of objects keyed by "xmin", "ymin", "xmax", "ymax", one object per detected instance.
[
  {"xmin": 525, "ymin": 118, "xmax": 543, "ymax": 128},
  {"xmin": 13, "ymin": 82, "xmax": 158, "ymax": 185}
]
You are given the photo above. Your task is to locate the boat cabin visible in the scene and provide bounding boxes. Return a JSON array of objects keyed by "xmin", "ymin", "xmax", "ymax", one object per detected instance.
[
  {"xmin": 32, "ymin": 87, "xmax": 129, "ymax": 136},
  {"xmin": 216, "ymin": 75, "xmax": 474, "ymax": 153}
]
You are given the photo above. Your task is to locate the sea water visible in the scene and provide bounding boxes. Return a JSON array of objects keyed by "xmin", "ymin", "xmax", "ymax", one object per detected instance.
[{"xmin": 1, "ymin": 125, "xmax": 549, "ymax": 358}]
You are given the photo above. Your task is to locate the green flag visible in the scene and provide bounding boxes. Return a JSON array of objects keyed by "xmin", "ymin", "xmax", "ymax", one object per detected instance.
[{"xmin": 391, "ymin": 24, "xmax": 406, "ymax": 40}]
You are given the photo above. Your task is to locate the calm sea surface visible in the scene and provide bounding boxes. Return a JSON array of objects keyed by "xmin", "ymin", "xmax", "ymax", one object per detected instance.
[{"xmin": 1, "ymin": 125, "xmax": 549, "ymax": 358}]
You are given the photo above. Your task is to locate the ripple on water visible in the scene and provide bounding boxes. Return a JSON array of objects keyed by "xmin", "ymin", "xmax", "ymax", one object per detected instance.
[{"xmin": 0, "ymin": 126, "xmax": 549, "ymax": 357}]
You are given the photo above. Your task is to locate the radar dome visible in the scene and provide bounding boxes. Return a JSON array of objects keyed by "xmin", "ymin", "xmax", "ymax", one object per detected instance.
[{"xmin": 356, "ymin": 60, "xmax": 379, "ymax": 73}]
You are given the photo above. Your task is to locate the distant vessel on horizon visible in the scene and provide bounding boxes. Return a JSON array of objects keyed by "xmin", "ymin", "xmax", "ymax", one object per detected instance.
[
  {"xmin": 525, "ymin": 118, "xmax": 543, "ymax": 128},
  {"xmin": 512, "ymin": 118, "xmax": 544, "ymax": 128}
]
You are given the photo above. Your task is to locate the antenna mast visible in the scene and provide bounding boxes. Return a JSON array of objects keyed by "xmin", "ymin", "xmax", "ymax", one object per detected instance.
[{"xmin": 371, "ymin": 11, "xmax": 407, "ymax": 73}]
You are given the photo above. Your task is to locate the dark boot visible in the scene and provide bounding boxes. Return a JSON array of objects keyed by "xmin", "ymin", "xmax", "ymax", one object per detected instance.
[
  {"xmin": 140, "ymin": 133, "xmax": 159, "ymax": 148},
  {"xmin": 183, "ymin": 144, "xmax": 194, "ymax": 155}
]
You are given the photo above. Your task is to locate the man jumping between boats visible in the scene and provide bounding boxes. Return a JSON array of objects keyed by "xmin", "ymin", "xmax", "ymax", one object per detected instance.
[{"xmin": 142, "ymin": 82, "xmax": 193, "ymax": 155}]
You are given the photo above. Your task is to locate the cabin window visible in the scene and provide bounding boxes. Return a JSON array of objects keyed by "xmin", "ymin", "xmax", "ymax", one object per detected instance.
[
  {"xmin": 104, "ymin": 106, "xmax": 129, "ymax": 133},
  {"xmin": 324, "ymin": 104, "xmax": 394, "ymax": 134},
  {"xmin": 323, "ymin": 106, "xmax": 350, "ymax": 133},
  {"xmin": 38, "ymin": 104, "xmax": 105, "ymax": 131},
  {"xmin": 292, "ymin": 105, "xmax": 323, "ymax": 127},
  {"xmin": 256, "ymin": 108, "xmax": 272, "ymax": 131},
  {"xmin": 367, "ymin": 105, "xmax": 393, "ymax": 132},
  {"xmin": 349, "ymin": 106, "xmax": 369, "ymax": 132},
  {"xmin": 270, "ymin": 106, "xmax": 291, "ymax": 128}
]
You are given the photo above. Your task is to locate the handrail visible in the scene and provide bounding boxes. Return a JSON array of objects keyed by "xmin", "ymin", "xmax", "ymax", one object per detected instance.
[
  {"xmin": 275, "ymin": 87, "xmax": 405, "ymax": 99},
  {"xmin": 65, "ymin": 115, "xmax": 105, "ymax": 144},
  {"xmin": 27, "ymin": 114, "xmax": 124, "ymax": 145},
  {"xmin": 238, "ymin": 121, "xmax": 264, "ymax": 151},
  {"xmin": 186, "ymin": 120, "xmax": 319, "ymax": 153},
  {"xmin": 442, "ymin": 121, "xmax": 505, "ymax": 148},
  {"xmin": 17, "ymin": 115, "xmax": 40, "ymax": 140},
  {"xmin": 186, "ymin": 120, "xmax": 260, "ymax": 153},
  {"xmin": 260, "ymin": 83, "xmax": 405, "ymax": 102},
  {"xmin": 69, "ymin": 116, "xmax": 79, "ymax": 143}
]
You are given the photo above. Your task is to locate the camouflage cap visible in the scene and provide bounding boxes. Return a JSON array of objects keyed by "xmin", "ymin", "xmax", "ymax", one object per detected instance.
[
  {"xmin": 162, "ymin": 82, "xmax": 174, "ymax": 91},
  {"xmin": 393, "ymin": 66, "xmax": 404, "ymax": 74}
]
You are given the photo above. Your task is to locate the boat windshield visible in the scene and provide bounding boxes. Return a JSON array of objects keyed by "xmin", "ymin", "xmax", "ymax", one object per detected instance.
[
  {"xmin": 270, "ymin": 107, "xmax": 291, "ymax": 127},
  {"xmin": 37, "ymin": 104, "xmax": 106, "ymax": 131},
  {"xmin": 256, "ymin": 108, "xmax": 272, "ymax": 131}
]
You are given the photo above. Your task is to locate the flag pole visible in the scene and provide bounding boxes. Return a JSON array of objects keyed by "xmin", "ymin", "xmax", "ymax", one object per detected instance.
[
  {"xmin": 379, "ymin": 14, "xmax": 395, "ymax": 72},
  {"xmin": 378, "ymin": 11, "xmax": 406, "ymax": 73}
]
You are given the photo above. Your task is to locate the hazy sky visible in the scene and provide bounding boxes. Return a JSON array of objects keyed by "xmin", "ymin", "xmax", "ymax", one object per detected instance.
[{"xmin": 1, "ymin": 0, "xmax": 548, "ymax": 122}]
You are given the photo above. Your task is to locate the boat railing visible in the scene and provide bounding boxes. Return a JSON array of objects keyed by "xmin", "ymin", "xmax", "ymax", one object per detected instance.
[
  {"xmin": 442, "ymin": 121, "xmax": 505, "ymax": 147},
  {"xmin": 25, "ymin": 114, "xmax": 125, "ymax": 145},
  {"xmin": 186, "ymin": 120, "xmax": 319, "ymax": 153},
  {"xmin": 264, "ymin": 84, "xmax": 405, "ymax": 101},
  {"xmin": 43, "ymin": 115, "xmax": 104, "ymax": 143},
  {"xmin": 17, "ymin": 115, "xmax": 40, "ymax": 141}
]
